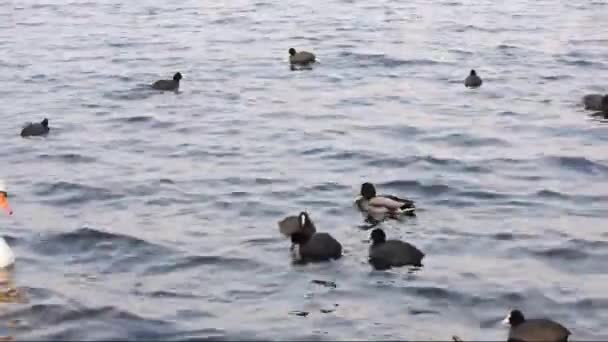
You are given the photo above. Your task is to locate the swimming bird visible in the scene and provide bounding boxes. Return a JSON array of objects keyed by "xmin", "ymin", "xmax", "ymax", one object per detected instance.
[
  {"xmin": 582, "ymin": 94, "xmax": 608, "ymax": 112},
  {"xmin": 289, "ymin": 48, "xmax": 316, "ymax": 66},
  {"xmin": 368, "ymin": 228, "xmax": 424, "ymax": 270},
  {"xmin": 503, "ymin": 309, "xmax": 571, "ymax": 342},
  {"xmin": 464, "ymin": 69, "xmax": 482, "ymax": 88},
  {"xmin": 278, "ymin": 212, "xmax": 342, "ymax": 263},
  {"xmin": 151, "ymin": 72, "xmax": 182, "ymax": 91},
  {"xmin": 0, "ymin": 180, "xmax": 15, "ymax": 269},
  {"xmin": 20, "ymin": 118, "xmax": 49, "ymax": 137},
  {"xmin": 354, "ymin": 182, "xmax": 415, "ymax": 222}
]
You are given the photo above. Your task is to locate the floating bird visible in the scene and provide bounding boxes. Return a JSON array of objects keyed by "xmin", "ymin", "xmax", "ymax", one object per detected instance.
[
  {"xmin": 288, "ymin": 48, "xmax": 316, "ymax": 66},
  {"xmin": 20, "ymin": 118, "xmax": 49, "ymax": 137},
  {"xmin": 354, "ymin": 182, "xmax": 415, "ymax": 222},
  {"xmin": 368, "ymin": 228, "xmax": 424, "ymax": 270},
  {"xmin": 503, "ymin": 309, "xmax": 571, "ymax": 342},
  {"xmin": 278, "ymin": 212, "xmax": 342, "ymax": 263},
  {"xmin": 0, "ymin": 180, "xmax": 15, "ymax": 269},
  {"xmin": 151, "ymin": 72, "xmax": 182, "ymax": 91},
  {"xmin": 464, "ymin": 69, "xmax": 483, "ymax": 88}
]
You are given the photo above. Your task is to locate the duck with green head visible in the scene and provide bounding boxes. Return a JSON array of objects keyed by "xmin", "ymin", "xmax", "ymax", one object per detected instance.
[{"xmin": 354, "ymin": 182, "xmax": 415, "ymax": 222}]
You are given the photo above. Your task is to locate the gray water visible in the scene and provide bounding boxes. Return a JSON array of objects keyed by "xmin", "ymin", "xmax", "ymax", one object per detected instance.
[{"xmin": 2, "ymin": 0, "xmax": 608, "ymax": 340}]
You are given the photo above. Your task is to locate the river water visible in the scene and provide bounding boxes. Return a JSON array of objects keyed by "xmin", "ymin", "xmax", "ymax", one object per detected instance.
[{"xmin": 2, "ymin": 0, "xmax": 608, "ymax": 340}]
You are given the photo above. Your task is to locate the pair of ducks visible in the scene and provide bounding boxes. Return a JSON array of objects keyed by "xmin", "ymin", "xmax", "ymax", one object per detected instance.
[
  {"xmin": 278, "ymin": 183, "xmax": 424, "ymax": 270},
  {"xmin": 289, "ymin": 47, "xmax": 484, "ymax": 90},
  {"xmin": 18, "ymin": 73, "xmax": 184, "ymax": 137}
]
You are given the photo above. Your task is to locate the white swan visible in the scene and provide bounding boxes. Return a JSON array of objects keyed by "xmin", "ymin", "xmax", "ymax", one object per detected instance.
[{"xmin": 0, "ymin": 180, "xmax": 15, "ymax": 268}]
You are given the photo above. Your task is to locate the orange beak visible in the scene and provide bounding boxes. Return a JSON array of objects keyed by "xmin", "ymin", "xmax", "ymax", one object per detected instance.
[{"xmin": 0, "ymin": 192, "xmax": 12, "ymax": 216}]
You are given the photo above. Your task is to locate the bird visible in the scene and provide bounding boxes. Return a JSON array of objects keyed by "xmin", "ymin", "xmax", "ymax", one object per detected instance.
[
  {"xmin": 0, "ymin": 180, "xmax": 15, "ymax": 269},
  {"xmin": 464, "ymin": 69, "xmax": 483, "ymax": 88},
  {"xmin": 368, "ymin": 228, "xmax": 424, "ymax": 270},
  {"xmin": 354, "ymin": 182, "xmax": 415, "ymax": 222},
  {"xmin": 502, "ymin": 309, "xmax": 571, "ymax": 342},
  {"xmin": 151, "ymin": 72, "xmax": 182, "ymax": 91},
  {"xmin": 582, "ymin": 94, "xmax": 608, "ymax": 112},
  {"xmin": 20, "ymin": 118, "xmax": 50, "ymax": 137},
  {"xmin": 278, "ymin": 212, "xmax": 342, "ymax": 263},
  {"xmin": 288, "ymin": 48, "xmax": 316, "ymax": 66}
]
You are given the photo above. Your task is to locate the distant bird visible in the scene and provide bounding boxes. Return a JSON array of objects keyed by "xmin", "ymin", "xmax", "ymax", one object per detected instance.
[
  {"xmin": 503, "ymin": 309, "xmax": 571, "ymax": 342},
  {"xmin": 278, "ymin": 212, "xmax": 342, "ymax": 263},
  {"xmin": 464, "ymin": 69, "xmax": 483, "ymax": 88},
  {"xmin": 582, "ymin": 94, "xmax": 608, "ymax": 112},
  {"xmin": 289, "ymin": 48, "xmax": 316, "ymax": 66},
  {"xmin": 151, "ymin": 72, "xmax": 182, "ymax": 91},
  {"xmin": 368, "ymin": 228, "xmax": 424, "ymax": 270},
  {"xmin": 354, "ymin": 182, "xmax": 415, "ymax": 222},
  {"xmin": 20, "ymin": 118, "xmax": 49, "ymax": 137},
  {"xmin": 0, "ymin": 180, "xmax": 15, "ymax": 269}
]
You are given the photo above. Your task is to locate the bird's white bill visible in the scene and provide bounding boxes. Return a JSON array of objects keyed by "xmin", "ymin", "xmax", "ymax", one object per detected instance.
[{"xmin": 501, "ymin": 312, "xmax": 511, "ymax": 325}]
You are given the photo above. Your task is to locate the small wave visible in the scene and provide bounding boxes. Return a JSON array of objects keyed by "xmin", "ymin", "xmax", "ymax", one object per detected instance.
[
  {"xmin": 0, "ymin": 304, "xmax": 176, "ymax": 340},
  {"xmin": 38, "ymin": 153, "xmax": 96, "ymax": 164},
  {"xmin": 144, "ymin": 255, "xmax": 263, "ymax": 275},
  {"xmin": 379, "ymin": 180, "xmax": 452, "ymax": 196},
  {"xmin": 338, "ymin": 51, "xmax": 441, "ymax": 68},
  {"xmin": 34, "ymin": 181, "xmax": 123, "ymax": 206},
  {"xmin": 34, "ymin": 228, "xmax": 172, "ymax": 272},
  {"xmin": 530, "ymin": 247, "xmax": 589, "ymax": 260},
  {"xmin": 544, "ymin": 156, "xmax": 608, "ymax": 175}
]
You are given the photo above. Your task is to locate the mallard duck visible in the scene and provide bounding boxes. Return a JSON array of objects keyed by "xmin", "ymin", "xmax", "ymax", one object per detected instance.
[
  {"xmin": 0, "ymin": 180, "xmax": 15, "ymax": 269},
  {"xmin": 20, "ymin": 118, "xmax": 49, "ymax": 137},
  {"xmin": 278, "ymin": 212, "xmax": 342, "ymax": 263},
  {"xmin": 151, "ymin": 72, "xmax": 182, "ymax": 91},
  {"xmin": 502, "ymin": 309, "xmax": 571, "ymax": 342},
  {"xmin": 368, "ymin": 228, "xmax": 424, "ymax": 270},
  {"xmin": 582, "ymin": 94, "xmax": 608, "ymax": 112},
  {"xmin": 464, "ymin": 69, "xmax": 482, "ymax": 88},
  {"xmin": 354, "ymin": 182, "xmax": 415, "ymax": 222},
  {"xmin": 288, "ymin": 48, "xmax": 316, "ymax": 65}
]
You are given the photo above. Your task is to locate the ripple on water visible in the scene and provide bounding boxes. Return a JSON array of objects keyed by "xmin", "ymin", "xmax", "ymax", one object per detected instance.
[{"xmin": 34, "ymin": 181, "xmax": 124, "ymax": 206}]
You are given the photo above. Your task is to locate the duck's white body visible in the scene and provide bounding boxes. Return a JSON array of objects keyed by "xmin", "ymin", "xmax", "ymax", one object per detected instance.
[
  {"xmin": 0, "ymin": 238, "xmax": 14, "ymax": 268},
  {"xmin": 0, "ymin": 180, "xmax": 14, "ymax": 268}
]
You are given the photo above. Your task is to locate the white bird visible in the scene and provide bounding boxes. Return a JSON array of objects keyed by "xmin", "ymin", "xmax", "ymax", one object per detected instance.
[{"xmin": 0, "ymin": 180, "xmax": 15, "ymax": 269}]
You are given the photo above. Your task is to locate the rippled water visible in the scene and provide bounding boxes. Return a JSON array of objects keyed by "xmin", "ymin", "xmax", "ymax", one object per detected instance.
[{"xmin": 2, "ymin": 0, "xmax": 608, "ymax": 340}]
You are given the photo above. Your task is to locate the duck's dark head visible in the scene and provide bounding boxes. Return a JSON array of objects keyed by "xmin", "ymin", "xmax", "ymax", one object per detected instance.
[
  {"xmin": 602, "ymin": 95, "xmax": 608, "ymax": 110},
  {"xmin": 173, "ymin": 72, "xmax": 183, "ymax": 81},
  {"xmin": 298, "ymin": 211, "xmax": 315, "ymax": 232},
  {"xmin": 503, "ymin": 309, "xmax": 525, "ymax": 327},
  {"xmin": 370, "ymin": 228, "xmax": 386, "ymax": 245},
  {"xmin": 288, "ymin": 48, "xmax": 296, "ymax": 56},
  {"xmin": 41, "ymin": 118, "xmax": 49, "ymax": 127},
  {"xmin": 361, "ymin": 182, "xmax": 377, "ymax": 200},
  {"xmin": 470, "ymin": 69, "xmax": 477, "ymax": 76}
]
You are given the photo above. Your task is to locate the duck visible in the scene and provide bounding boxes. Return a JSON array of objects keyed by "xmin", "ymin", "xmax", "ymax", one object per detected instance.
[
  {"xmin": 503, "ymin": 309, "xmax": 571, "ymax": 342},
  {"xmin": 20, "ymin": 118, "xmax": 49, "ymax": 137},
  {"xmin": 354, "ymin": 182, "xmax": 415, "ymax": 222},
  {"xmin": 368, "ymin": 228, "xmax": 424, "ymax": 270},
  {"xmin": 289, "ymin": 48, "xmax": 316, "ymax": 66},
  {"xmin": 464, "ymin": 69, "xmax": 483, "ymax": 88},
  {"xmin": 582, "ymin": 94, "xmax": 608, "ymax": 112},
  {"xmin": 151, "ymin": 72, "xmax": 182, "ymax": 91},
  {"xmin": 0, "ymin": 180, "xmax": 15, "ymax": 269},
  {"xmin": 277, "ymin": 211, "xmax": 342, "ymax": 263}
]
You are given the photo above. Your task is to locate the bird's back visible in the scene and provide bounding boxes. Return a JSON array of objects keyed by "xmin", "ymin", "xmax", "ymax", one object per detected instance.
[
  {"xmin": 20, "ymin": 123, "xmax": 48, "ymax": 137},
  {"xmin": 369, "ymin": 240, "xmax": 424, "ymax": 267},
  {"xmin": 465, "ymin": 75, "xmax": 482, "ymax": 88},
  {"xmin": 300, "ymin": 232, "xmax": 342, "ymax": 261},
  {"xmin": 152, "ymin": 80, "xmax": 178, "ymax": 91},
  {"xmin": 290, "ymin": 51, "xmax": 316, "ymax": 64},
  {"xmin": 583, "ymin": 94, "xmax": 604, "ymax": 111},
  {"xmin": 509, "ymin": 319, "xmax": 571, "ymax": 342}
]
